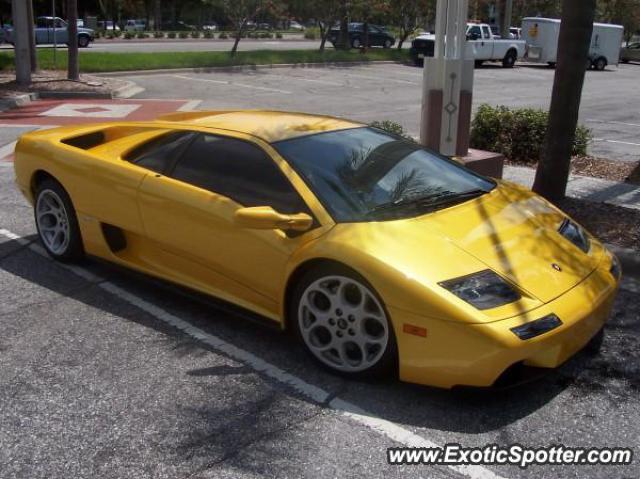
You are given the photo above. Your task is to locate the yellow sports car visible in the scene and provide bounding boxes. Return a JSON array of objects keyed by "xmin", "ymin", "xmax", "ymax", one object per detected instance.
[{"xmin": 13, "ymin": 110, "xmax": 621, "ymax": 388}]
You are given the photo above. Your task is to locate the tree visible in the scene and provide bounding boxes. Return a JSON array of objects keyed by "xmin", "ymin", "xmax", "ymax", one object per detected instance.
[
  {"xmin": 597, "ymin": 0, "xmax": 640, "ymax": 44},
  {"xmin": 532, "ymin": 0, "xmax": 596, "ymax": 201},
  {"xmin": 288, "ymin": 0, "xmax": 342, "ymax": 51},
  {"xmin": 390, "ymin": 0, "xmax": 435, "ymax": 50},
  {"xmin": 218, "ymin": 0, "xmax": 282, "ymax": 55},
  {"xmin": 67, "ymin": 0, "xmax": 79, "ymax": 81}
]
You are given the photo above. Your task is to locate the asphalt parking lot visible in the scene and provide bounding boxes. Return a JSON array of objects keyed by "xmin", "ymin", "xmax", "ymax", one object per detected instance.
[
  {"xmin": 1, "ymin": 63, "xmax": 639, "ymax": 479},
  {"xmin": 126, "ymin": 62, "xmax": 640, "ymax": 162}
]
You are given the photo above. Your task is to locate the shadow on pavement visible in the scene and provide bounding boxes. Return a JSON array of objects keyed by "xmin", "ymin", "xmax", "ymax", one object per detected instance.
[{"xmin": 1, "ymin": 235, "xmax": 637, "ymax": 438}]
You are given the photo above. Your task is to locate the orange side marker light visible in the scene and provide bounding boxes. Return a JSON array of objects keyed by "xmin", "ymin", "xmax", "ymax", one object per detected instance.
[{"xmin": 403, "ymin": 323, "xmax": 427, "ymax": 338}]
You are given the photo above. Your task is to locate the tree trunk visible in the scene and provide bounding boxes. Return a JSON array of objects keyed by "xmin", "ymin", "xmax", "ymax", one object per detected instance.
[
  {"xmin": 26, "ymin": 0, "xmax": 37, "ymax": 72},
  {"xmin": 319, "ymin": 22, "xmax": 328, "ymax": 52},
  {"xmin": 361, "ymin": 22, "xmax": 369, "ymax": 53},
  {"xmin": 11, "ymin": 0, "xmax": 31, "ymax": 86},
  {"xmin": 154, "ymin": 0, "xmax": 161, "ymax": 30},
  {"xmin": 67, "ymin": 0, "xmax": 80, "ymax": 81},
  {"xmin": 231, "ymin": 23, "xmax": 244, "ymax": 56},
  {"xmin": 398, "ymin": 30, "xmax": 409, "ymax": 50},
  {"xmin": 338, "ymin": 3, "xmax": 349, "ymax": 51},
  {"xmin": 532, "ymin": 0, "xmax": 596, "ymax": 201}
]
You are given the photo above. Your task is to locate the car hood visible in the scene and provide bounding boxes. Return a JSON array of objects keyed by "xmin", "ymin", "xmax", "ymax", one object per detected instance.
[{"xmin": 327, "ymin": 183, "xmax": 602, "ymax": 313}]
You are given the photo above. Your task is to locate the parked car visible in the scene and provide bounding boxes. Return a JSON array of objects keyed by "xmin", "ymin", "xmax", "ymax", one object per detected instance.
[
  {"xmin": 620, "ymin": 42, "xmax": 640, "ymax": 63},
  {"xmin": 4, "ymin": 16, "xmax": 94, "ymax": 48},
  {"xmin": 257, "ymin": 22, "xmax": 272, "ymax": 30},
  {"xmin": 124, "ymin": 19, "xmax": 146, "ymax": 32},
  {"xmin": 522, "ymin": 17, "xmax": 623, "ymax": 70},
  {"xmin": 13, "ymin": 110, "xmax": 620, "ymax": 388},
  {"xmin": 161, "ymin": 20, "xmax": 196, "ymax": 31},
  {"xmin": 410, "ymin": 22, "xmax": 525, "ymax": 67},
  {"xmin": 328, "ymin": 23, "xmax": 395, "ymax": 49},
  {"xmin": 288, "ymin": 20, "xmax": 305, "ymax": 31},
  {"xmin": 97, "ymin": 20, "xmax": 120, "ymax": 32},
  {"xmin": 202, "ymin": 22, "xmax": 219, "ymax": 31}
]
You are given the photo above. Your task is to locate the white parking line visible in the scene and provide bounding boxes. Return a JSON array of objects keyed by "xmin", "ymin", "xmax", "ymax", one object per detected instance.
[
  {"xmin": 592, "ymin": 138, "xmax": 640, "ymax": 147},
  {"xmin": 0, "ymin": 226, "xmax": 505, "ymax": 479},
  {"xmin": 171, "ymin": 74, "xmax": 293, "ymax": 94}
]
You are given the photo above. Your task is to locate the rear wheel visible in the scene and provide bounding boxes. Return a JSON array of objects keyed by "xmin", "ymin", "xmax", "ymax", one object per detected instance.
[
  {"xmin": 383, "ymin": 39, "xmax": 392, "ymax": 49},
  {"xmin": 78, "ymin": 35, "xmax": 90, "ymax": 48},
  {"xmin": 594, "ymin": 56, "xmax": 607, "ymax": 71},
  {"xmin": 291, "ymin": 265, "xmax": 397, "ymax": 378},
  {"xmin": 352, "ymin": 37, "xmax": 361, "ymax": 49},
  {"xmin": 34, "ymin": 178, "xmax": 84, "ymax": 262},
  {"xmin": 502, "ymin": 49, "xmax": 517, "ymax": 68}
]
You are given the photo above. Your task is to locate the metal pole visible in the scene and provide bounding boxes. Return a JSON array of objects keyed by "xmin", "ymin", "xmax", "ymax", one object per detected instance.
[{"xmin": 52, "ymin": 0, "xmax": 57, "ymax": 69}]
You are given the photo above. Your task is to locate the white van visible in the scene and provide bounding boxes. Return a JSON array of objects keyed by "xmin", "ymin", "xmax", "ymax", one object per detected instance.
[{"xmin": 522, "ymin": 17, "xmax": 623, "ymax": 70}]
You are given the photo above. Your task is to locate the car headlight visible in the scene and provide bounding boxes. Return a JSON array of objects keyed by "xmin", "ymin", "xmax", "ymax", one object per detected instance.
[
  {"xmin": 439, "ymin": 270, "xmax": 521, "ymax": 310},
  {"xmin": 559, "ymin": 219, "xmax": 590, "ymax": 253}
]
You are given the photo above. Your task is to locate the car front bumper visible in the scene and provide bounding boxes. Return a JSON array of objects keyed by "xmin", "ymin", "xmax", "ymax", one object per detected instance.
[{"xmin": 391, "ymin": 255, "xmax": 620, "ymax": 389}]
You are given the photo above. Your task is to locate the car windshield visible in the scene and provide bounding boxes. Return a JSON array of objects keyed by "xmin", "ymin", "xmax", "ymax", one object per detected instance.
[{"xmin": 274, "ymin": 127, "xmax": 495, "ymax": 222}]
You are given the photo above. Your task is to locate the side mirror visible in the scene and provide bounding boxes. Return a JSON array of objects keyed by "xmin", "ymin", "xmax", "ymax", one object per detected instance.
[{"xmin": 234, "ymin": 206, "xmax": 313, "ymax": 232}]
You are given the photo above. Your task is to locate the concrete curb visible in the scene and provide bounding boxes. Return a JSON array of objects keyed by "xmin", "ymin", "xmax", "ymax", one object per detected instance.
[
  {"xmin": 0, "ymin": 92, "xmax": 38, "ymax": 112},
  {"xmin": 606, "ymin": 243, "xmax": 640, "ymax": 279},
  {"xmin": 0, "ymin": 79, "xmax": 143, "ymax": 106},
  {"xmin": 96, "ymin": 60, "xmax": 403, "ymax": 77}
]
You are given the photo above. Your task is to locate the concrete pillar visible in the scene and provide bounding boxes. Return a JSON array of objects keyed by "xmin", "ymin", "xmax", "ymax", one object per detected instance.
[
  {"xmin": 420, "ymin": 0, "xmax": 473, "ymax": 157},
  {"xmin": 11, "ymin": 0, "xmax": 32, "ymax": 86}
]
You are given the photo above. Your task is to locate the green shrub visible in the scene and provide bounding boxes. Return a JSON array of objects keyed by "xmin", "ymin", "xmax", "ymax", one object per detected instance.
[
  {"xmin": 136, "ymin": 32, "xmax": 146, "ymax": 39},
  {"xmin": 105, "ymin": 33, "xmax": 114, "ymax": 39},
  {"xmin": 191, "ymin": 31, "xmax": 201, "ymax": 38},
  {"xmin": 218, "ymin": 32, "xmax": 228, "ymax": 39},
  {"xmin": 370, "ymin": 120, "xmax": 415, "ymax": 142},
  {"xmin": 153, "ymin": 31, "xmax": 164, "ymax": 38},
  {"xmin": 304, "ymin": 29, "xmax": 318, "ymax": 40},
  {"xmin": 203, "ymin": 30, "xmax": 214, "ymax": 38},
  {"xmin": 260, "ymin": 32, "xmax": 273, "ymax": 39},
  {"xmin": 167, "ymin": 31, "xmax": 176, "ymax": 38},
  {"xmin": 470, "ymin": 104, "xmax": 591, "ymax": 164},
  {"xmin": 124, "ymin": 32, "xmax": 134, "ymax": 40},
  {"xmin": 113, "ymin": 29, "xmax": 122, "ymax": 37},
  {"xmin": 275, "ymin": 32, "xmax": 283, "ymax": 39},
  {"xmin": 178, "ymin": 31, "xmax": 189, "ymax": 39}
]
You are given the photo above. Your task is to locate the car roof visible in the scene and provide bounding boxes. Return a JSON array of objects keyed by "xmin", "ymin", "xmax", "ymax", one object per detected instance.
[{"xmin": 156, "ymin": 110, "xmax": 363, "ymax": 143}]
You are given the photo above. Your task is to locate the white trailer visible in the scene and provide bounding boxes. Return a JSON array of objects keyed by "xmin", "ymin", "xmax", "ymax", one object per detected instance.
[{"xmin": 522, "ymin": 17, "xmax": 623, "ymax": 70}]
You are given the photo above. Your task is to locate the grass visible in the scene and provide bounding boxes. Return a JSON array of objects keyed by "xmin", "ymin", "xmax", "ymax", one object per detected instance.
[{"xmin": 0, "ymin": 48, "xmax": 408, "ymax": 73}]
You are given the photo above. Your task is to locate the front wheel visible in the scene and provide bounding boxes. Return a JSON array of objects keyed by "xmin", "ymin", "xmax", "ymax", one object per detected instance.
[
  {"xmin": 351, "ymin": 37, "xmax": 361, "ymax": 49},
  {"xmin": 34, "ymin": 178, "xmax": 84, "ymax": 262},
  {"xmin": 78, "ymin": 35, "xmax": 90, "ymax": 48},
  {"xmin": 383, "ymin": 39, "xmax": 392, "ymax": 49},
  {"xmin": 502, "ymin": 50, "xmax": 517, "ymax": 68},
  {"xmin": 594, "ymin": 57, "xmax": 607, "ymax": 71},
  {"xmin": 291, "ymin": 266, "xmax": 397, "ymax": 378}
]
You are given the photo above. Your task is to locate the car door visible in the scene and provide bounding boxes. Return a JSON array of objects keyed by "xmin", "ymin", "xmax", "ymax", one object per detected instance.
[
  {"xmin": 137, "ymin": 132, "xmax": 317, "ymax": 319},
  {"xmin": 53, "ymin": 17, "xmax": 68, "ymax": 44},
  {"xmin": 35, "ymin": 17, "xmax": 48, "ymax": 44}
]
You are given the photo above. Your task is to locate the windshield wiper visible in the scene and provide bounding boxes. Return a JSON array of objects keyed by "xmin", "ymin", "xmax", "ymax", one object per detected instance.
[{"xmin": 367, "ymin": 189, "xmax": 488, "ymax": 218}]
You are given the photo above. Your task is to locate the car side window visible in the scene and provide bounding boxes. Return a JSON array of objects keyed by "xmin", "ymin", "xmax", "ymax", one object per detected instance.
[
  {"xmin": 482, "ymin": 26, "xmax": 491, "ymax": 39},
  {"xmin": 170, "ymin": 134, "xmax": 309, "ymax": 215},
  {"xmin": 468, "ymin": 26, "xmax": 481, "ymax": 39},
  {"xmin": 124, "ymin": 131, "xmax": 196, "ymax": 174},
  {"xmin": 36, "ymin": 18, "xmax": 48, "ymax": 28}
]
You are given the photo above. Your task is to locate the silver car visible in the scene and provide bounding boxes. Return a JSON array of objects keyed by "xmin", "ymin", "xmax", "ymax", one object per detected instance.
[
  {"xmin": 4, "ymin": 16, "xmax": 94, "ymax": 48},
  {"xmin": 620, "ymin": 42, "xmax": 640, "ymax": 63}
]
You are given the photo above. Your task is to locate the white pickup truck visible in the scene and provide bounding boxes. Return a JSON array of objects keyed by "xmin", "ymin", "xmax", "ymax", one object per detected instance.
[{"xmin": 410, "ymin": 23, "xmax": 526, "ymax": 67}]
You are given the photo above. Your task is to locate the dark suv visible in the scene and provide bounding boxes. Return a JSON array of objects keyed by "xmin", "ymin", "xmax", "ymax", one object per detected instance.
[{"xmin": 328, "ymin": 23, "xmax": 395, "ymax": 49}]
